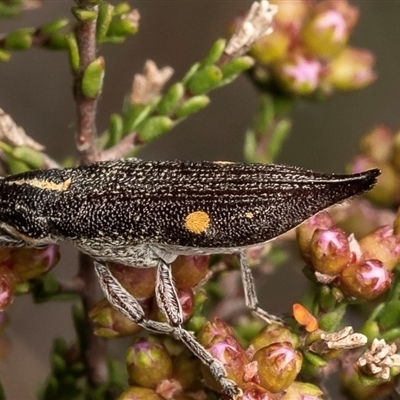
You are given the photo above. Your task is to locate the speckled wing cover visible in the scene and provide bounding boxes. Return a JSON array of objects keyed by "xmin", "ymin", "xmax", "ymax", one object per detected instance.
[{"xmin": 0, "ymin": 159, "xmax": 380, "ymax": 249}]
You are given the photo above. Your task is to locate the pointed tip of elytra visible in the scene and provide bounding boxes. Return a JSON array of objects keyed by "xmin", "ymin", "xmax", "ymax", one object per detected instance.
[{"xmin": 358, "ymin": 168, "xmax": 381, "ymax": 192}]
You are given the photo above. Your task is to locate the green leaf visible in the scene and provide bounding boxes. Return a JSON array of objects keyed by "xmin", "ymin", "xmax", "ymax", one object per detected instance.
[
  {"xmin": 97, "ymin": 3, "xmax": 114, "ymax": 42},
  {"xmin": 201, "ymin": 38, "xmax": 226, "ymax": 67},
  {"xmin": 175, "ymin": 95, "xmax": 210, "ymax": 118},
  {"xmin": 66, "ymin": 33, "xmax": 80, "ymax": 73},
  {"xmin": 81, "ymin": 56, "xmax": 105, "ymax": 98},
  {"xmin": 72, "ymin": 7, "xmax": 97, "ymax": 22},
  {"xmin": 107, "ymin": 113, "xmax": 124, "ymax": 146},
  {"xmin": 187, "ymin": 65, "xmax": 222, "ymax": 95},
  {"xmin": 138, "ymin": 116, "xmax": 174, "ymax": 142},
  {"xmin": 220, "ymin": 56, "xmax": 254, "ymax": 79},
  {"xmin": 41, "ymin": 18, "xmax": 69, "ymax": 35},
  {"xmin": 156, "ymin": 83, "xmax": 185, "ymax": 115},
  {"xmin": 11, "ymin": 146, "xmax": 44, "ymax": 169},
  {"xmin": 4, "ymin": 28, "xmax": 34, "ymax": 50}
]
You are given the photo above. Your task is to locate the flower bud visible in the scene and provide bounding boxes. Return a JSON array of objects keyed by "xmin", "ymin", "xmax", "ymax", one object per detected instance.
[
  {"xmin": 281, "ymin": 381, "xmax": 324, "ymax": 400},
  {"xmin": 272, "ymin": 0, "xmax": 308, "ymax": 28},
  {"xmin": 350, "ymin": 156, "xmax": 400, "ymax": 207},
  {"xmin": 250, "ymin": 323, "xmax": 298, "ymax": 352},
  {"xmin": 340, "ymin": 259, "xmax": 392, "ymax": 300},
  {"xmin": 327, "ymin": 47, "xmax": 376, "ymax": 91},
  {"xmin": 360, "ymin": 125, "xmax": 394, "ymax": 163},
  {"xmin": 358, "ymin": 226, "xmax": 400, "ymax": 271},
  {"xmin": 0, "ymin": 268, "xmax": 16, "ymax": 310},
  {"xmin": 11, "ymin": 245, "xmax": 60, "ymax": 282},
  {"xmin": 118, "ymin": 387, "xmax": 163, "ymax": 400},
  {"xmin": 199, "ymin": 319, "xmax": 248, "ymax": 386},
  {"xmin": 171, "ymin": 255, "xmax": 209, "ymax": 289},
  {"xmin": 126, "ymin": 340, "xmax": 173, "ymax": 389},
  {"xmin": 172, "ymin": 351, "xmax": 201, "ymax": 390},
  {"xmin": 90, "ymin": 298, "xmax": 141, "ymax": 338},
  {"xmin": 109, "ymin": 264, "xmax": 156, "ymax": 299},
  {"xmin": 274, "ymin": 54, "xmax": 322, "ymax": 95},
  {"xmin": 251, "ymin": 29, "xmax": 290, "ymax": 64},
  {"xmin": 391, "ymin": 130, "xmax": 400, "ymax": 171},
  {"xmin": 302, "ymin": 9, "xmax": 349, "ymax": 58},
  {"xmin": 310, "ymin": 227, "xmax": 351, "ymax": 275},
  {"xmin": 296, "ymin": 211, "xmax": 334, "ymax": 262},
  {"xmin": 253, "ymin": 342, "xmax": 302, "ymax": 393}
]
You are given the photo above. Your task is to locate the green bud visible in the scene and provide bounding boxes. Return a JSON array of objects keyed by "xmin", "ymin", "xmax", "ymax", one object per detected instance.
[
  {"xmin": 72, "ymin": 7, "xmax": 98, "ymax": 22},
  {"xmin": 97, "ymin": 3, "xmax": 114, "ymax": 42},
  {"xmin": 82, "ymin": 56, "xmax": 105, "ymax": 98},
  {"xmin": 137, "ymin": 116, "xmax": 173, "ymax": 142},
  {"xmin": 108, "ymin": 14, "xmax": 139, "ymax": 37},
  {"xmin": 107, "ymin": 113, "xmax": 124, "ymax": 146},
  {"xmin": 243, "ymin": 129, "xmax": 257, "ymax": 163},
  {"xmin": 113, "ymin": 2, "xmax": 131, "ymax": 16},
  {"xmin": 126, "ymin": 340, "xmax": 173, "ymax": 389},
  {"xmin": 66, "ymin": 33, "xmax": 80, "ymax": 73},
  {"xmin": 11, "ymin": 146, "xmax": 44, "ymax": 169},
  {"xmin": 51, "ymin": 353, "xmax": 67, "ymax": 374},
  {"xmin": 201, "ymin": 38, "xmax": 226, "ymax": 67},
  {"xmin": 187, "ymin": 65, "xmax": 222, "ymax": 95},
  {"xmin": 40, "ymin": 18, "xmax": 70, "ymax": 35},
  {"xmin": 281, "ymin": 382, "xmax": 324, "ymax": 400},
  {"xmin": 181, "ymin": 62, "xmax": 200, "ymax": 85},
  {"xmin": 318, "ymin": 286, "xmax": 337, "ymax": 312},
  {"xmin": 53, "ymin": 338, "xmax": 69, "ymax": 356},
  {"xmin": 0, "ymin": 49, "xmax": 11, "ymax": 62},
  {"xmin": 359, "ymin": 320, "xmax": 380, "ymax": 342},
  {"xmin": 46, "ymin": 32, "xmax": 68, "ymax": 50},
  {"xmin": 156, "ymin": 83, "xmax": 185, "ymax": 115},
  {"xmin": 220, "ymin": 56, "xmax": 254, "ymax": 79},
  {"xmin": 4, "ymin": 28, "xmax": 34, "ymax": 50},
  {"xmin": 376, "ymin": 300, "xmax": 400, "ymax": 330},
  {"xmin": 318, "ymin": 303, "xmax": 347, "ymax": 331},
  {"xmin": 175, "ymin": 95, "xmax": 210, "ymax": 118},
  {"xmin": 90, "ymin": 298, "xmax": 140, "ymax": 338},
  {"xmin": 303, "ymin": 351, "xmax": 328, "ymax": 368},
  {"xmin": 118, "ymin": 387, "xmax": 162, "ymax": 400},
  {"xmin": 7, "ymin": 157, "xmax": 30, "ymax": 174}
]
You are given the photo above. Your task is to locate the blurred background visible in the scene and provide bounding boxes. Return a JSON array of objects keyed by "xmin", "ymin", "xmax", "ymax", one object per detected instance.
[{"xmin": 1, "ymin": 1, "xmax": 400, "ymax": 398}]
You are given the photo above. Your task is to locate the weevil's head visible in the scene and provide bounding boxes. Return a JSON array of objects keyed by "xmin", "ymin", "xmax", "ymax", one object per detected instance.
[{"xmin": 0, "ymin": 173, "xmax": 57, "ymax": 247}]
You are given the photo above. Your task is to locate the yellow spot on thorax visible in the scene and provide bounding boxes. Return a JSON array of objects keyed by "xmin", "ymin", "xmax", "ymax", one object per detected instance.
[
  {"xmin": 10, "ymin": 177, "xmax": 72, "ymax": 191},
  {"xmin": 184, "ymin": 211, "xmax": 210, "ymax": 234},
  {"xmin": 245, "ymin": 212, "xmax": 254, "ymax": 219}
]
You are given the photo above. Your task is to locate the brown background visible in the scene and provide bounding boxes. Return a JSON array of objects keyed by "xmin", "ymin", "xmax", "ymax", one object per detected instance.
[{"xmin": 1, "ymin": 1, "xmax": 400, "ymax": 399}]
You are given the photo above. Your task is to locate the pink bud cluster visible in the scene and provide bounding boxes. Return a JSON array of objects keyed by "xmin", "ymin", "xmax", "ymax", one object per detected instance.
[
  {"xmin": 297, "ymin": 211, "xmax": 398, "ymax": 300},
  {"xmin": 0, "ymin": 245, "xmax": 60, "ymax": 310},
  {"xmin": 246, "ymin": 0, "xmax": 375, "ymax": 95},
  {"xmin": 350, "ymin": 125, "xmax": 400, "ymax": 208}
]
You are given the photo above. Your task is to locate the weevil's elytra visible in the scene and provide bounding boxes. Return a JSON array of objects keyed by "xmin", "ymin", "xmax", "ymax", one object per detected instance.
[{"xmin": 0, "ymin": 158, "xmax": 380, "ymax": 399}]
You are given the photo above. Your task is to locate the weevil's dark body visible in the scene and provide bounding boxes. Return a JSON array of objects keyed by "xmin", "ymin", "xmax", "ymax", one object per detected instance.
[{"xmin": 0, "ymin": 159, "xmax": 379, "ymax": 261}]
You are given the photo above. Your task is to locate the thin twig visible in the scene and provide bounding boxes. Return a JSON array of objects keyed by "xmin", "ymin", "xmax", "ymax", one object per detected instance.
[
  {"xmin": 76, "ymin": 253, "xmax": 108, "ymax": 385},
  {"xmin": 100, "ymin": 131, "xmax": 143, "ymax": 160},
  {"xmin": 73, "ymin": 1, "xmax": 107, "ymax": 387},
  {"xmin": 74, "ymin": 2, "xmax": 100, "ymax": 164}
]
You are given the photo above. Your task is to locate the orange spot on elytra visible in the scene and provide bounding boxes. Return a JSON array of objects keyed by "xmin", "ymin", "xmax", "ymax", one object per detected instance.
[{"xmin": 184, "ymin": 211, "xmax": 210, "ymax": 234}]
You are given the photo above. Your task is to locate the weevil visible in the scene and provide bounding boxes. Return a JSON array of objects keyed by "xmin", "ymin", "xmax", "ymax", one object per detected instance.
[{"xmin": 0, "ymin": 159, "xmax": 379, "ymax": 398}]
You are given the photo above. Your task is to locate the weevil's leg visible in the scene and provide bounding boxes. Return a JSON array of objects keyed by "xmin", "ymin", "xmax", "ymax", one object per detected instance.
[
  {"xmin": 237, "ymin": 251, "xmax": 284, "ymax": 325},
  {"xmin": 94, "ymin": 261, "xmax": 174, "ymax": 334},
  {"xmin": 155, "ymin": 260, "xmax": 241, "ymax": 399},
  {"xmin": 96, "ymin": 260, "xmax": 240, "ymax": 399}
]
